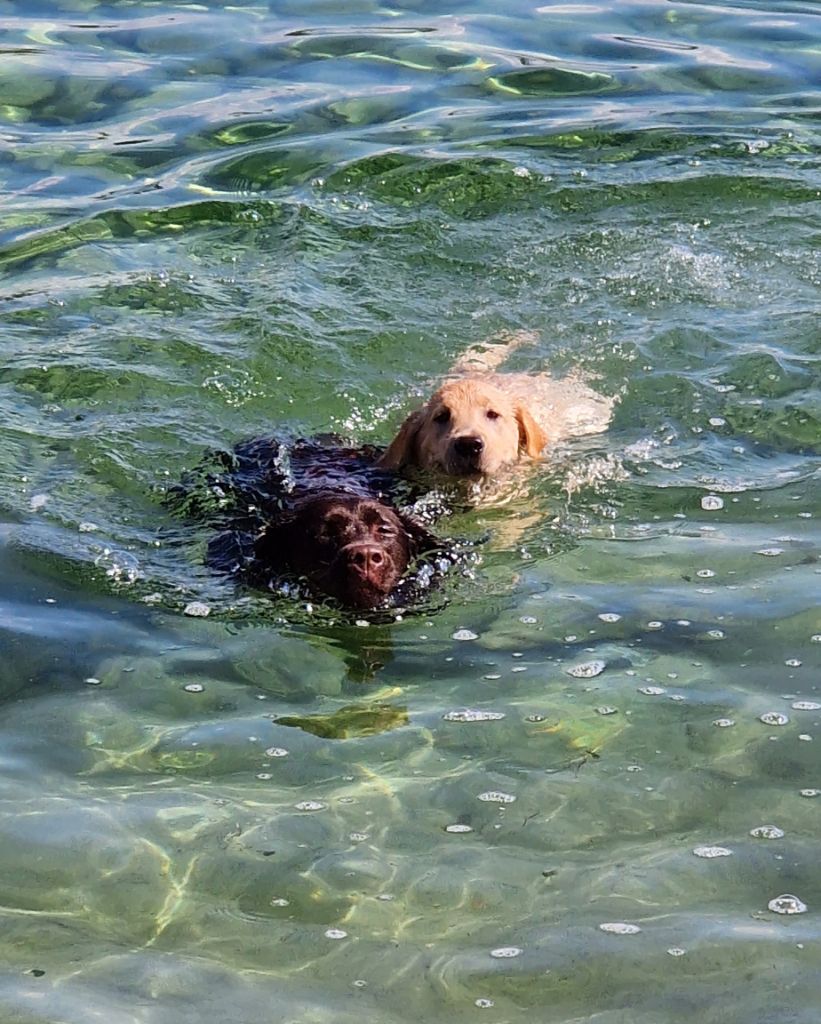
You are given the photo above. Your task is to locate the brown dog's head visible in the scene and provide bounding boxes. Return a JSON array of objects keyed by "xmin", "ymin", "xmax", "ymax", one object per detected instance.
[
  {"xmin": 379, "ymin": 379, "xmax": 546, "ymax": 477},
  {"xmin": 255, "ymin": 493, "xmax": 435, "ymax": 608}
]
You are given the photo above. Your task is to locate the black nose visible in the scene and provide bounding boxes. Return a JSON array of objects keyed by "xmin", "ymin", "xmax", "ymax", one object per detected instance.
[
  {"xmin": 453, "ymin": 436, "xmax": 484, "ymax": 460},
  {"xmin": 347, "ymin": 543, "xmax": 385, "ymax": 574}
]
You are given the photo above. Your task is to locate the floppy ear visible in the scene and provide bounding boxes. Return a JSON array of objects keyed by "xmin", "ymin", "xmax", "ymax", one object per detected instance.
[
  {"xmin": 516, "ymin": 404, "xmax": 547, "ymax": 459},
  {"xmin": 398, "ymin": 512, "xmax": 440, "ymax": 557},
  {"xmin": 378, "ymin": 408, "xmax": 425, "ymax": 470}
]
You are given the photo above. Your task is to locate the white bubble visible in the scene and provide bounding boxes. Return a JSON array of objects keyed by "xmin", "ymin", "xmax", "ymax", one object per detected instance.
[
  {"xmin": 519, "ymin": 616, "xmax": 538, "ymax": 624},
  {"xmin": 799, "ymin": 789, "xmax": 820, "ymax": 798},
  {"xmin": 759, "ymin": 712, "xmax": 789, "ymax": 726},
  {"xmin": 445, "ymin": 824, "xmax": 473, "ymax": 834},
  {"xmin": 791, "ymin": 702, "xmax": 820, "ymax": 712},
  {"xmin": 638, "ymin": 686, "xmax": 666, "ymax": 696},
  {"xmin": 349, "ymin": 832, "xmax": 370, "ymax": 842},
  {"xmin": 667, "ymin": 947, "xmax": 687, "ymax": 957},
  {"xmin": 598, "ymin": 613, "xmax": 622, "ymax": 622},
  {"xmin": 696, "ymin": 569, "xmax": 716, "ymax": 578},
  {"xmin": 701, "ymin": 495, "xmax": 724, "ymax": 511},
  {"xmin": 599, "ymin": 922, "xmax": 641, "ymax": 935},
  {"xmin": 712, "ymin": 718, "xmax": 735, "ymax": 728},
  {"xmin": 443, "ymin": 709, "xmax": 506, "ymax": 723},
  {"xmin": 567, "ymin": 660, "xmax": 606, "ymax": 678},
  {"xmin": 646, "ymin": 621, "xmax": 664, "ymax": 630},
  {"xmin": 452, "ymin": 629, "xmax": 479, "ymax": 641},
  {"xmin": 325, "ymin": 928, "xmax": 348, "ymax": 939},
  {"xmin": 750, "ymin": 825, "xmax": 784, "ymax": 840},
  {"xmin": 265, "ymin": 747, "xmax": 289, "ymax": 757},
  {"xmin": 490, "ymin": 946, "xmax": 522, "ymax": 958},
  {"xmin": 478, "ymin": 791, "xmax": 516, "ymax": 804},
  {"xmin": 183, "ymin": 601, "xmax": 211, "ymax": 617},
  {"xmin": 596, "ymin": 706, "xmax": 619, "ymax": 716},
  {"xmin": 693, "ymin": 845, "xmax": 733, "ymax": 858},
  {"xmin": 84, "ymin": 677, "xmax": 101, "ymax": 686},
  {"xmin": 475, "ymin": 998, "xmax": 495, "ymax": 1008},
  {"xmin": 270, "ymin": 897, "xmax": 290, "ymax": 907},
  {"xmin": 756, "ymin": 548, "xmax": 784, "ymax": 557},
  {"xmin": 295, "ymin": 800, "xmax": 326, "ymax": 811},
  {"xmin": 705, "ymin": 629, "xmax": 725, "ymax": 640},
  {"xmin": 785, "ymin": 659, "xmax": 802, "ymax": 668},
  {"xmin": 183, "ymin": 683, "xmax": 204, "ymax": 693},
  {"xmin": 768, "ymin": 894, "xmax": 807, "ymax": 915}
]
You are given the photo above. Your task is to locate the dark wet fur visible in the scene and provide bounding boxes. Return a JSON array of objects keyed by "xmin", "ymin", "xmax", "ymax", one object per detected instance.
[{"xmin": 171, "ymin": 436, "xmax": 458, "ymax": 610}]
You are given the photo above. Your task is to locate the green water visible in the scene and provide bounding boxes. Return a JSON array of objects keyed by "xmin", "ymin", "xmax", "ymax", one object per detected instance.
[{"xmin": 1, "ymin": 0, "xmax": 819, "ymax": 1020}]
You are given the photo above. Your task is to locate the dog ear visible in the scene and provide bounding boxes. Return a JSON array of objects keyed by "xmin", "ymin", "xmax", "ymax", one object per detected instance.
[
  {"xmin": 398, "ymin": 512, "xmax": 439, "ymax": 557},
  {"xmin": 378, "ymin": 409, "xmax": 425, "ymax": 470},
  {"xmin": 516, "ymin": 404, "xmax": 547, "ymax": 459}
]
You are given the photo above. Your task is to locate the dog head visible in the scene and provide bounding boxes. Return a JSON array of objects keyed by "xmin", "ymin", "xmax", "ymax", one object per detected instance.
[
  {"xmin": 379, "ymin": 378, "xmax": 546, "ymax": 477},
  {"xmin": 255, "ymin": 493, "xmax": 436, "ymax": 608}
]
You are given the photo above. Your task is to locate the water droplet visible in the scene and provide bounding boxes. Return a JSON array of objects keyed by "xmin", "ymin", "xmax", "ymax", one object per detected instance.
[
  {"xmin": 638, "ymin": 686, "xmax": 666, "ymax": 696},
  {"xmin": 519, "ymin": 616, "xmax": 538, "ymax": 624},
  {"xmin": 596, "ymin": 706, "xmax": 618, "ymax": 716},
  {"xmin": 265, "ymin": 747, "xmax": 289, "ymax": 757},
  {"xmin": 750, "ymin": 825, "xmax": 784, "ymax": 839},
  {"xmin": 325, "ymin": 928, "xmax": 348, "ymax": 939},
  {"xmin": 646, "ymin": 621, "xmax": 664, "ymax": 630},
  {"xmin": 701, "ymin": 495, "xmax": 724, "ymax": 511},
  {"xmin": 768, "ymin": 894, "xmax": 807, "ymax": 915},
  {"xmin": 452, "ymin": 629, "xmax": 479, "ymax": 641},
  {"xmin": 445, "ymin": 824, "xmax": 473, "ymax": 834},
  {"xmin": 295, "ymin": 801, "xmax": 326, "ymax": 812},
  {"xmin": 490, "ymin": 946, "xmax": 522, "ymax": 958},
  {"xmin": 256, "ymin": 772, "xmax": 272, "ymax": 780},
  {"xmin": 705, "ymin": 629, "xmax": 725, "ymax": 640},
  {"xmin": 183, "ymin": 683, "xmax": 204, "ymax": 693},
  {"xmin": 183, "ymin": 601, "xmax": 211, "ymax": 617},
  {"xmin": 478, "ymin": 791, "xmax": 516, "ymax": 804},
  {"xmin": 475, "ymin": 998, "xmax": 495, "ymax": 1008},
  {"xmin": 443, "ymin": 709, "xmax": 506, "ymax": 723},
  {"xmin": 349, "ymin": 832, "xmax": 370, "ymax": 841},
  {"xmin": 84, "ymin": 677, "xmax": 101, "ymax": 686},
  {"xmin": 799, "ymin": 789, "xmax": 820, "ymax": 798},
  {"xmin": 712, "ymin": 718, "xmax": 735, "ymax": 728},
  {"xmin": 667, "ymin": 947, "xmax": 686, "ymax": 957},
  {"xmin": 693, "ymin": 845, "xmax": 733, "ymax": 858},
  {"xmin": 599, "ymin": 922, "xmax": 641, "ymax": 935},
  {"xmin": 696, "ymin": 569, "xmax": 716, "ymax": 578},
  {"xmin": 598, "ymin": 613, "xmax": 621, "ymax": 622},
  {"xmin": 270, "ymin": 897, "xmax": 290, "ymax": 907},
  {"xmin": 791, "ymin": 701, "xmax": 820, "ymax": 712},
  {"xmin": 759, "ymin": 712, "xmax": 789, "ymax": 726},
  {"xmin": 567, "ymin": 660, "xmax": 606, "ymax": 678},
  {"xmin": 785, "ymin": 659, "xmax": 802, "ymax": 668},
  {"xmin": 811, "ymin": 635, "xmax": 821, "ymax": 644}
]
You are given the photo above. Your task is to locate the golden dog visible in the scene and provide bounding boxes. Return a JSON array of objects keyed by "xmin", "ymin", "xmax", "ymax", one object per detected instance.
[{"xmin": 379, "ymin": 333, "xmax": 614, "ymax": 478}]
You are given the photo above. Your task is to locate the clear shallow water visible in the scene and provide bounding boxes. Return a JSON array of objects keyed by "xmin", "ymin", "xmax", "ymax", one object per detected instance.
[{"xmin": 1, "ymin": 0, "xmax": 820, "ymax": 1020}]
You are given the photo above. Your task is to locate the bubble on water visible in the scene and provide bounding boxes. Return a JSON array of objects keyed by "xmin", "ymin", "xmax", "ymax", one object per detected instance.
[
  {"xmin": 353, "ymin": 980, "xmax": 367, "ymax": 988},
  {"xmin": 811, "ymin": 635, "xmax": 821, "ymax": 644},
  {"xmin": 799, "ymin": 734, "xmax": 812, "ymax": 742},
  {"xmin": 354, "ymin": 619, "xmax": 369, "ymax": 628},
  {"xmin": 799, "ymin": 789, "xmax": 820, "ymax": 798},
  {"xmin": 759, "ymin": 712, "xmax": 789, "ymax": 726},
  {"xmin": 599, "ymin": 922, "xmax": 641, "ymax": 935},
  {"xmin": 295, "ymin": 800, "xmax": 326, "ymax": 812},
  {"xmin": 30, "ymin": 493, "xmax": 49, "ymax": 510},
  {"xmin": 667, "ymin": 946, "xmax": 687, "ymax": 957},
  {"xmin": 709, "ymin": 417, "xmax": 726, "ymax": 427},
  {"xmin": 265, "ymin": 747, "xmax": 289, "ymax": 757},
  {"xmin": 490, "ymin": 946, "xmax": 522, "ymax": 958},
  {"xmin": 750, "ymin": 825, "xmax": 784, "ymax": 839},
  {"xmin": 596, "ymin": 706, "xmax": 618, "ymax": 716},
  {"xmin": 475, "ymin": 998, "xmax": 495, "ymax": 1008},
  {"xmin": 598, "ymin": 612, "xmax": 622, "ymax": 622},
  {"xmin": 696, "ymin": 569, "xmax": 716, "ymax": 578},
  {"xmin": 756, "ymin": 547, "xmax": 783, "ymax": 557},
  {"xmin": 452, "ymin": 628, "xmax": 479, "ymax": 641},
  {"xmin": 349, "ymin": 832, "xmax": 370, "ymax": 842},
  {"xmin": 445, "ymin": 823, "xmax": 473, "ymax": 834},
  {"xmin": 713, "ymin": 718, "xmax": 735, "ymax": 727},
  {"xmin": 567, "ymin": 660, "xmax": 606, "ymax": 678},
  {"xmin": 183, "ymin": 601, "xmax": 211, "ymax": 617},
  {"xmin": 768, "ymin": 894, "xmax": 807, "ymax": 915},
  {"xmin": 443, "ymin": 709, "xmax": 506, "ymax": 723},
  {"xmin": 785, "ymin": 659, "xmax": 802, "ymax": 668},
  {"xmin": 325, "ymin": 928, "xmax": 348, "ymax": 939},
  {"xmin": 78, "ymin": 521, "xmax": 99, "ymax": 532},
  {"xmin": 638, "ymin": 686, "xmax": 666, "ymax": 696},
  {"xmin": 646, "ymin": 621, "xmax": 664, "ymax": 630},
  {"xmin": 792, "ymin": 701, "xmax": 820, "ymax": 712},
  {"xmin": 519, "ymin": 616, "xmax": 538, "ymax": 624},
  {"xmin": 256, "ymin": 772, "xmax": 272, "ymax": 780},
  {"xmin": 526, "ymin": 714, "xmax": 546, "ymax": 723},
  {"xmin": 478, "ymin": 791, "xmax": 516, "ymax": 804},
  {"xmin": 701, "ymin": 495, "xmax": 724, "ymax": 511},
  {"xmin": 270, "ymin": 897, "xmax": 290, "ymax": 907},
  {"xmin": 705, "ymin": 629, "xmax": 725, "ymax": 640},
  {"xmin": 84, "ymin": 677, "xmax": 101, "ymax": 686},
  {"xmin": 693, "ymin": 845, "xmax": 733, "ymax": 858},
  {"xmin": 95, "ymin": 549, "xmax": 141, "ymax": 584},
  {"xmin": 183, "ymin": 683, "xmax": 204, "ymax": 693}
]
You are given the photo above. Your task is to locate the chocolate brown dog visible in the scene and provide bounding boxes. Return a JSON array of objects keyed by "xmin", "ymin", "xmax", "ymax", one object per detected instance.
[{"xmin": 195, "ymin": 437, "xmax": 445, "ymax": 610}]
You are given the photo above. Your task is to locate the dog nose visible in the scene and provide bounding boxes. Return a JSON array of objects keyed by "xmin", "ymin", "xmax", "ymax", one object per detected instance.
[
  {"xmin": 453, "ymin": 436, "xmax": 484, "ymax": 460},
  {"xmin": 347, "ymin": 543, "xmax": 385, "ymax": 574}
]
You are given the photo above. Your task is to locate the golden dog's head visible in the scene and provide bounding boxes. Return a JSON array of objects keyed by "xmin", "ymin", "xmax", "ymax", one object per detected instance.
[{"xmin": 379, "ymin": 378, "xmax": 547, "ymax": 477}]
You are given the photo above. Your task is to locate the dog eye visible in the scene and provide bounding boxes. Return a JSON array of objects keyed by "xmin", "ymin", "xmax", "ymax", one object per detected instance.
[
  {"xmin": 376, "ymin": 523, "xmax": 395, "ymax": 535},
  {"xmin": 486, "ymin": 409, "xmax": 501, "ymax": 421},
  {"xmin": 433, "ymin": 408, "xmax": 451, "ymax": 425}
]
